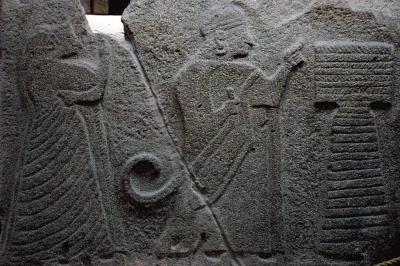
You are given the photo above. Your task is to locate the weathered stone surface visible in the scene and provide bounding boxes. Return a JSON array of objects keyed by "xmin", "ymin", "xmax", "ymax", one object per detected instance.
[
  {"xmin": 1, "ymin": 0, "xmax": 400, "ymax": 265},
  {"xmin": 79, "ymin": 0, "xmax": 91, "ymax": 14}
]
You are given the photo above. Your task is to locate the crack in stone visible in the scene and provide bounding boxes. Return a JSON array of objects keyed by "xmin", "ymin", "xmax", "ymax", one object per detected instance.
[{"xmin": 123, "ymin": 26, "xmax": 243, "ymax": 266}]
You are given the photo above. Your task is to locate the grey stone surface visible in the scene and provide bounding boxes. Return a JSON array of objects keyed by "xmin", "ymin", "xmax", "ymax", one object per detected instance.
[
  {"xmin": 79, "ymin": 0, "xmax": 91, "ymax": 14},
  {"xmin": 1, "ymin": 0, "xmax": 400, "ymax": 265}
]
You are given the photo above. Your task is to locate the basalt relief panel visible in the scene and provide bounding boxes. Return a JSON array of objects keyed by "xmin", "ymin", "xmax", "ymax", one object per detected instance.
[
  {"xmin": 314, "ymin": 41, "xmax": 394, "ymax": 262},
  {"xmin": 1, "ymin": 0, "xmax": 400, "ymax": 265}
]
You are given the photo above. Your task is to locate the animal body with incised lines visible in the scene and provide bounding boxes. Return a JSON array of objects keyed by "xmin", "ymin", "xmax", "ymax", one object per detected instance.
[{"xmin": 0, "ymin": 24, "xmax": 121, "ymax": 264}]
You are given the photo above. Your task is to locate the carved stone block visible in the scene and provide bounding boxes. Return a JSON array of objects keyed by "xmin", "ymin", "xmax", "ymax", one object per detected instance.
[{"xmin": 1, "ymin": 0, "xmax": 399, "ymax": 265}]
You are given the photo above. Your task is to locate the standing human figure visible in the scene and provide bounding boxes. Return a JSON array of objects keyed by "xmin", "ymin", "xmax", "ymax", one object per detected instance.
[{"xmin": 173, "ymin": 3, "xmax": 305, "ymax": 257}]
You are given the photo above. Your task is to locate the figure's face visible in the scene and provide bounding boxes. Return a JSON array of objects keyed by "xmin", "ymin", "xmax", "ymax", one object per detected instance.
[{"xmin": 213, "ymin": 25, "xmax": 254, "ymax": 59}]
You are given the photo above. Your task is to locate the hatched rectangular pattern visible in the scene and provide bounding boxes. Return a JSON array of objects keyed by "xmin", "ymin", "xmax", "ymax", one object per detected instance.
[
  {"xmin": 314, "ymin": 42, "xmax": 394, "ymax": 102},
  {"xmin": 315, "ymin": 41, "xmax": 394, "ymax": 261}
]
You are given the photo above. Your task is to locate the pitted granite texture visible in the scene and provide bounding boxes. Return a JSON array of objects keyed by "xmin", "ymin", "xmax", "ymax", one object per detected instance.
[{"xmin": 1, "ymin": 0, "xmax": 400, "ymax": 265}]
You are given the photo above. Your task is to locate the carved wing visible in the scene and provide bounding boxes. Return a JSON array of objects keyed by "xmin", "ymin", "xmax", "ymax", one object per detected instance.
[{"xmin": 7, "ymin": 106, "xmax": 112, "ymax": 263}]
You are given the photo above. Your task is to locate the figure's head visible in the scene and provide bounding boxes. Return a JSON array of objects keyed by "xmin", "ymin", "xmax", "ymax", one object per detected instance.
[
  {"xmin": 21, "ymin": 24, "xmax": 85, "ymax": 110},
  {"xmin": 24, "ymin": 23, "xmax": 83, "ymax": 59},
  {"xmin": 200, "ymin": 4, "xmax": 255, "ymax": 59}
]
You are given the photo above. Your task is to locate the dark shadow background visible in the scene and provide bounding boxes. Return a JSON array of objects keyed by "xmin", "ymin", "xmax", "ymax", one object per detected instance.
[
  {"xmin": 80, "ymin": 0, "xmax": 130, "ymax": 15},
  {"xmin": 109, "ymin": 0, "xmax": 130, "ymax": 15}
]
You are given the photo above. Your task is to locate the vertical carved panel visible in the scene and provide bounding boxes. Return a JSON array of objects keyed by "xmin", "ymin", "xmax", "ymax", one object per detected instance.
[
  {"xmin": 315, "ymin": 41, "xmax": 394, "ymax": 260},
  {"xmin": 2, "ymin": 28, "xmax": 120, "ymax": 264}
]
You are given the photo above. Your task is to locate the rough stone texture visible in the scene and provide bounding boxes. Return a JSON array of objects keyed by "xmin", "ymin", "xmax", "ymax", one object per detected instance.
[
  {"xmin": 1, "ymin": 0, "xmax": 400, "ymax": 265},
  {"xmin": 79, "ymin": 0, "xmax": 91, "ymax": 14}
]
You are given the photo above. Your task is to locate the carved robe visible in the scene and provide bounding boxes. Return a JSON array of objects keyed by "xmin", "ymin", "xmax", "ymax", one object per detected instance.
[
  {"xmin": 5, "ymin": 45, "xmax": 114, "ymax": 263},
  {"xmin": 175, "ymin": 60, "xmax": 279, "ymax": 253}
]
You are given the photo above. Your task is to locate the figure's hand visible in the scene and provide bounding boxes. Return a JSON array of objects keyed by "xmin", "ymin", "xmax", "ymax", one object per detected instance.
[
  {"xmin": 224, "ymin": 87, "xmax": 240, "ymax": 115},
  {"xmin": 58, "ymin": 90, "xmax": 78, "ymax": 106},
  {"xmin": 284, "ymin": 42, "xmax": 305, "ymax": 68},
  {"xmin": 224, "ymin": 99, "xmax": 240, "ymax": 115},
  {"xmin": 58, "ymin": 85, "xmax": 104, "ymax": 106}
]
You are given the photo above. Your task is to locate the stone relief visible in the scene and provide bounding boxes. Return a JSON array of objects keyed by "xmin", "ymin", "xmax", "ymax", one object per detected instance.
[
  {"xmin": 314, "ymin": 41, "xmax": 394, "ymax": 263},
  {"xmin": 1, "ymin": 23, "xmax": 125, "ymax": 264},
  {"xmin": 172, "ymin": 3, "xmax": 304, "ymax": 259},
  {"xmin": 1, "ymin": 0, "xmax": 399, "ymax": 265}
]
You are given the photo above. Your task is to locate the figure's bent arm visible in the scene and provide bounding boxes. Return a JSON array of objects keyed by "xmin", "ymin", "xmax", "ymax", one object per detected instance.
[
  {"xmin": 58, "ymin": 85, "xmax": 104, "ymax": 106},
  {"xmin": 269, "ymin": 62, "xmax": 293, "ymax": 100},
  {"xmin": 268, "ymin": 43, "xmax": 305, "ymax": 101}
]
